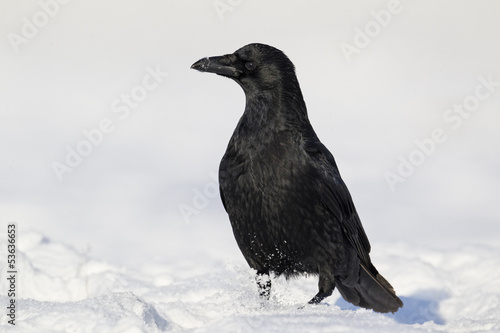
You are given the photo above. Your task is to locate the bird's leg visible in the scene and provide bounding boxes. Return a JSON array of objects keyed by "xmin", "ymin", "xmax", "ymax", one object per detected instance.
[
  {"xmin": 255, "ymin": 270, "xmax": 271, "ymax": 300},
  {"xmin": 308, "ymin": 275, "xmax": 334, "ymax": 304},
  {"xmin": 308, "ymin": 290, "xmax": 332, "ymax": 304}
]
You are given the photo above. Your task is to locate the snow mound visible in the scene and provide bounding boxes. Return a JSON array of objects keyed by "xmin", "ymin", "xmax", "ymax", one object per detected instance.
[
  {"xmin": 0, "ymin": 231, "xmax": 171, "ymax": 332},
  {"xmin": 0, "ymin": 231, "xmax": 141, "ymax": 302},
  {"xmin": 4, "ymin": 292, "xmax": 169, "ymax": 333}
]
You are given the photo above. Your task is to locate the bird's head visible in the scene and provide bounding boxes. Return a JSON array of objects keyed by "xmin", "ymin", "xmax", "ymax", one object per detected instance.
[{"xmin": 191, "ymin": 43, "xmax": 297, "ymax": 94}]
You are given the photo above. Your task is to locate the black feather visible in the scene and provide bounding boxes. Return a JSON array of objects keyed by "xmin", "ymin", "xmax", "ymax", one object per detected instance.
[{"xmin": 192, "ymin": 43, "xmax": 403, "ymax": 313}]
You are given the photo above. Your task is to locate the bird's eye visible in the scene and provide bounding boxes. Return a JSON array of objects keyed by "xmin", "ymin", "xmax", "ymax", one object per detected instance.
[{"xmin": 245, "ymin": 62, "xmax": 256, "ymax": 70}]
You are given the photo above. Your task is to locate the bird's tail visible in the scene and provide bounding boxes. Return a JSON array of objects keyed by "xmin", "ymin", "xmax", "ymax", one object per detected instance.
[{"xmin": 335, "ymin": 264, "xmax": 403, "ymax": 313}]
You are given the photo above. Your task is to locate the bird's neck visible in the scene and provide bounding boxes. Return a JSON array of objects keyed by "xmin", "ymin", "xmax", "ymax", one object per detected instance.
[{"xmin": 243, "ymin": 83, "xmax": 309, "ymax": 133}]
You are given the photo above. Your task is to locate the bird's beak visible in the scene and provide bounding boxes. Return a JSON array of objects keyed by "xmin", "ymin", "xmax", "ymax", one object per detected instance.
[{"xmin": 191, "ymin": 55, "xmax": 242, "ymax": 78}]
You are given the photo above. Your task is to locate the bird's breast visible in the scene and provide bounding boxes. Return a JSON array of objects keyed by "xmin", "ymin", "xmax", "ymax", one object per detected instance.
[{"xmin": 220, "ymin": 130, "xmax": 311, "ymax": 220}]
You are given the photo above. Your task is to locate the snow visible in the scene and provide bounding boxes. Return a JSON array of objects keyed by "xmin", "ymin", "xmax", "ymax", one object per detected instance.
[
  {"xmin": 1, "ymin": 1, "xmax": 500, "ymax": 332},
  {"xmin": 1, "ymin": 231, "xmax": 500, "ymax": 332}
]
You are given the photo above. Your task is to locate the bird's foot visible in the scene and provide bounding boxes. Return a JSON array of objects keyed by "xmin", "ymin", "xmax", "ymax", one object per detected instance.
[
  {"xmin": 308, "ymin": 291, "xmax": 331, "ymax": 305},
  {"xmin": 256, "ymin": 271, "xmax": 271, "ymax": 300}
]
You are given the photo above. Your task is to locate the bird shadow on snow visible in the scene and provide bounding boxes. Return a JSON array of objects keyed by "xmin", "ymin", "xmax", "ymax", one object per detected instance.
[{"xmin": 335, "ymin": 289, "xmax": 448, "ymax": 325}]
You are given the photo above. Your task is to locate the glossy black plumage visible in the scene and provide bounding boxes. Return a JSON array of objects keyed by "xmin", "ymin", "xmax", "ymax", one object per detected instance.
[{"xmin": 191, "ymin": 43, "xmax": 403, "ymax": 313}]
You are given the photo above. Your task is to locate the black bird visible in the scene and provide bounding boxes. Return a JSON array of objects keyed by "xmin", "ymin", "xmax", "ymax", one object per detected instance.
[{"xmin": 191, "ymin": 43, "xmax": 403, "ymax": 313}]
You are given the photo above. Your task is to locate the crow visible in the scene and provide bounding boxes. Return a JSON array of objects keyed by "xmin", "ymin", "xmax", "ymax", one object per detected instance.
[{"xmin": 191, "ymin": 43, "xmax": 403, "ymax": 313}]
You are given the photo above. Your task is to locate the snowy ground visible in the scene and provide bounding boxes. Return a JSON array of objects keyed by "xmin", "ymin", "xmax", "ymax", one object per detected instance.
[
  {"xmin": 1, "ymin": 230, "xmax": 499, "ymax": 332},
  {"xmin": 1, "ymin": 1, "xmax": 500, "ymax": 332}
]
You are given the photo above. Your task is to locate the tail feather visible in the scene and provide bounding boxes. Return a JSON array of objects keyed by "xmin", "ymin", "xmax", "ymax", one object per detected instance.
[{"xmin": 336, "ymin": 264, "xmax": 403, "ymax": 313}]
